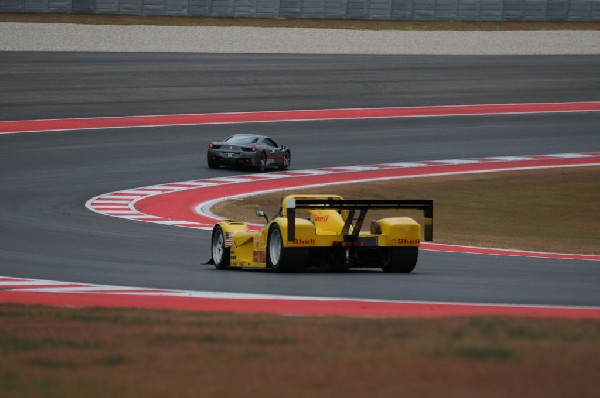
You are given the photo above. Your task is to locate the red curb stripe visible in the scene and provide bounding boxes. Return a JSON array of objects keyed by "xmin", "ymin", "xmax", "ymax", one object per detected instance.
[
  {"xmin": 1, "ymin": 291, "xmax": 598, "ymax": 319},
  {"xmin": 127, "ymin": 154, "xmax": 600, "ymax": 262},
  {"xmin": 422, "ymin": 244, "xmax": 600, "ymax": 262},
  {"xmin": 134, "ymin": 156, "xmax": 599, "ymax": 223},
  {"xmin": 83, "ymin": 153, "xmax": 600, "ymax": 261},
  {"xmin": 2, "ymin": 102, "xmax": 600, "ymax": 134}
]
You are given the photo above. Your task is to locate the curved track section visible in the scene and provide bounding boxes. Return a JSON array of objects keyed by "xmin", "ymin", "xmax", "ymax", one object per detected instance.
[
  {"xmin": 86, "ymin": 152, "xmax": 600, "ymax": 262},
  {"xmin": 1, "ymin": 53, "xmax": 599, "ymax": 312}
]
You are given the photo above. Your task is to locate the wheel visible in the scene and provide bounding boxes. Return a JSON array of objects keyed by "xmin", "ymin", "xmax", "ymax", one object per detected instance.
[
  {"xmin": 267, "ymin": 224, "xmax": 307, "ymax": 272},
  {"xmin": 208, "ymin": 158, "xmax": 220, "ymax": 169},
  {"xmin": 211, "ymin": 226, "xmax": 230, "ymax": 270},
  {"xmin": 256, "ymin": 152, "xmax": 267, "ymax": 172},
  {"xmin": 267, "ymin": 224, "xmax": 285, "ymax": 270},
  {"xmin": 278, "ymin": 151, "xmax": 291, "ymax": 170},
  {"xmin": 381, "ymin": 247, "xmax": 418, "ymax": 273}
]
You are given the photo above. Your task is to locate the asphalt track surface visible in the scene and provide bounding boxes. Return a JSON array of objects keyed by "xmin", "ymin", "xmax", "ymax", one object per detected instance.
[{"xmin": 1, "ymin": 52, "xmax": 599, "ymax": 307}]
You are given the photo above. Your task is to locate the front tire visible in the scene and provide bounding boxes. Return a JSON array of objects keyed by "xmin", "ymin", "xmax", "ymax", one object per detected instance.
[
  {"xmin": 211, "ymin": 226, "xmax": 230, "ymax": 270},
  {"xmin": 381, "ymin": 247, "xmax": 418, "ymax": 273},
  {"xmin": 279, "ymin": 151, "xmax": 291, "ymax": 170}
]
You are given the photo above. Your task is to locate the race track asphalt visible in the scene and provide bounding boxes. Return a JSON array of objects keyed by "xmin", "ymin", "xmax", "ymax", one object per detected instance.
[{"xmin": 1, "ymin": 52, "xmax": 599, "ymax": 306}]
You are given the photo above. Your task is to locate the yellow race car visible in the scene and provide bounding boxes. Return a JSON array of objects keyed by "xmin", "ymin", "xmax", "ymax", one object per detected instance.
[{"xmin": 209, "ymin": 194, "xmax": 433, "ymax": 273}]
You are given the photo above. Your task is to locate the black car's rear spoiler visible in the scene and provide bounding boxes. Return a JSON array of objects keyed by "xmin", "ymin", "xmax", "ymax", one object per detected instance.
[{"xmin": 286, "ymin": 199, "xmax": 433, "ymax": 242}]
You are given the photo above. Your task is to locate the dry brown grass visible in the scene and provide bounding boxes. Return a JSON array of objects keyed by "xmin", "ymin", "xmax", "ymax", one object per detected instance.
[
  {"xmin": 2, "ymin": 12, "xmax": 600, "ymax": 30},
  {"xmin": 1, "ymin": 304, "xmax": 599, "ymax": 397},
  {"xmin": 212, "ymin": 167, "xmax": 600, "ymax": 254}
]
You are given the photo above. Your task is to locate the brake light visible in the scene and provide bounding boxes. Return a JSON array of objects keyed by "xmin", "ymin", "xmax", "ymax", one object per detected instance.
[
  {"xmin": 208, "ymin": 142, "xmax": 214, "ymax": 148},
  {"xmin": 333, "ymin": 241, "xmax": 365, "ymax": 247},
  {"xmin": 251, "ymin": 146, "xmax": 257, "ymax": 152}
]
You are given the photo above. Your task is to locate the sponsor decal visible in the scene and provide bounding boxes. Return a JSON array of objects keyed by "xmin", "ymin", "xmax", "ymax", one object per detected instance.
[
  {"xmin": 291, "ymin": 238, "xmax": 316, "ymax": 245},
  {"xmin": 253, "ymin": 251, "xmax": 267, "ymax": 263},
  {"xmin": 311, "ymin": 215, "xmax": 329, "ymax": 223},
  {"xmin": 392, "ymin": 238, "xmax": 420, "ymax": 245}
]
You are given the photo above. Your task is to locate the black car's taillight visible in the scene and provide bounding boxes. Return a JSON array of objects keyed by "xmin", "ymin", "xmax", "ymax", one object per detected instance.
[
  {"xmin": 208, "ymin": 143, "xmax": 221, "ymax": 149},
  {"xmin": 242, "ymin": 146, "xmax": 257, "ymax": 152}
]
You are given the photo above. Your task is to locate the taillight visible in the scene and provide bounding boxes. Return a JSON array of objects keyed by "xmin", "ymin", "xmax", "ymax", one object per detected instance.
[
  {"xmin": 251, "ymin": 146, "xmax": 257, "ymax": 152},
  {"xmin": 208, "ymin": 142, "xmax": 214, "ymax": 148},
  {"xmin": 333, "ymin": 241, "xmax": 365, "ymax": 247}
]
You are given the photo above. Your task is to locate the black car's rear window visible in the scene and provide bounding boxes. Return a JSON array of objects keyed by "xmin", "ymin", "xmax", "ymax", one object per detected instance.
[{"xmin": 225, "ymin": 135, "xmax": 259, "ymax": 145}]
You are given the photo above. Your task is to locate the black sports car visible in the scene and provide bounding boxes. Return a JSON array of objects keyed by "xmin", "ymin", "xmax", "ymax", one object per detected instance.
[{"xmin": 207, "ymin": 134, "xmax": 291, "ymax": 172}]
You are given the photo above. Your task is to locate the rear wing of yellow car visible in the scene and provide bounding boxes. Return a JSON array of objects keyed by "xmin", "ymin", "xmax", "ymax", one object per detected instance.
[{"xmin": 285, "ymin": 199, "xmax": 433, "ymax": 242}]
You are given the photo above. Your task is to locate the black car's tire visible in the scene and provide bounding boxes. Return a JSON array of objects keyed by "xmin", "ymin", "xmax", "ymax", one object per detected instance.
[
  {"xmin": 381, "ymin": 247, "xmax": 418, "ymax": 273},
  {"xmin": 278, "ymin": 151, "xmax": 291, "ymax": 170},
  {"xmin": 208, "ymin": 159, "xmax": 220, "ymax": 169},
  {"xmin": 256, "ymin": 152, "xmax": 267, "ymax": 172},
  {"xmin": 267, "ymin": 224, "xmax": 306, "ymax": 272},
  {"xmin": 211, "ymin": 226, "xmax": 230, "ymax": 270}
]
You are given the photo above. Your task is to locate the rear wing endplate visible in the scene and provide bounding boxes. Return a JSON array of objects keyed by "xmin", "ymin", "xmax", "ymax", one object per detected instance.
[{"xmin": 286, "ymin": 199, "xmax": 433, "ymax": 242}]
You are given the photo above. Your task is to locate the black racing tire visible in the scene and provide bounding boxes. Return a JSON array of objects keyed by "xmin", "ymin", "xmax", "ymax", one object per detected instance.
[
  {"xmin": 381, "ymin": 247, "xmax": 418, "ymax": 273},
  {"xmin": 256, "ymin": 152, "xmax": 267, "ymax": 172},
  {"xmin": 278, "ymin": 151, "xmax": 291, "ymax": 170},
  {"xmin": 267, "ymin": 224, "xmax": 307, "ymax": 272},
  {"xmin": 208, "ymin": 158, "xmax": 220, "ymax": 169},
  {"xmin": 211, "ymin": 225, "xmax": 230, "ymax": 270}
]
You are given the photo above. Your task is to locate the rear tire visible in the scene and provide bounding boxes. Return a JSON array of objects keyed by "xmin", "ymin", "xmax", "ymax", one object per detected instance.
[
  {"xmin": 208, "ymin": 159, "xmax": 220, "ymax": 169},
  {"xmin": 211, "ymin": 226, "xmax": 230, "ymax": 270},
  {"xmin": 256, "ymin": 152, "xmax": 267, "ymax": 172},
  {"xmin": 381, "ymin": 247, "xmax": 418, "ymax": 273},
  {"xmin": 267, "ymin": 224, "xmax": 307, "ymax": 272}
]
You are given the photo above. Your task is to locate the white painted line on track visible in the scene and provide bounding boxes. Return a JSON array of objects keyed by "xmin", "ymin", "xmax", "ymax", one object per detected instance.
[{"xmin": 2, "ymin": 276, "xmax": 598, "ymax": 309}]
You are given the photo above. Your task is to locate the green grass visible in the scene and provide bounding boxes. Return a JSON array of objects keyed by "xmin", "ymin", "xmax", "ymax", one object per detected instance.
[{"xmin": 449, "ymin": 345, "xmax": 516, "ymax": 361}]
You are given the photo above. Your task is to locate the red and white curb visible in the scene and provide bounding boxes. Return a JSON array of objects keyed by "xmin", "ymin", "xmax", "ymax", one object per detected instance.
[
  {"xmin": 2, "ymin": 276, "xmax": 599, "ymax": 319},
  {"xmin": 86, "ymin": 152, "xmax": 600, "ymax": 262},
  {"xmin": 2, "ymin": 101, "xmax": 600, "ymax": 135}
]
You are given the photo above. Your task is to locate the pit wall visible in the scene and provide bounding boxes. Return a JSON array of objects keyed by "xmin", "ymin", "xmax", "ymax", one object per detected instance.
[{"xmin": 1, "ymin": 0, "xmax": 599, "ymax": 21}]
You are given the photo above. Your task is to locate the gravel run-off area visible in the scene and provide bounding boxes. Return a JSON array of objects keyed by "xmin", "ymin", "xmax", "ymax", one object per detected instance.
[{"xmin": 1, "ymin": 22, "xmax": 600, "ymax": 54}]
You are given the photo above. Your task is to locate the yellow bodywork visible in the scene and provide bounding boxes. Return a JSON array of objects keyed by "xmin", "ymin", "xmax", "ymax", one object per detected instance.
[{"xmin": 214, "ymin": 194, "xmax": 423, "ymax": 269}]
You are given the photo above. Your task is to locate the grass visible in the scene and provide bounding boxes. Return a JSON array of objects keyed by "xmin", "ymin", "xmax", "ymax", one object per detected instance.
[
  {"xmin": 1, "ymin": 12, "xmax": 600, "ymax": 30},
  {"xmin": 0, "ymin": 304, "xmax": 599, "ymax": 398},
  {"xmin": 211, "ymin": 167, "xmax": 600, "ymax": 254}
]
